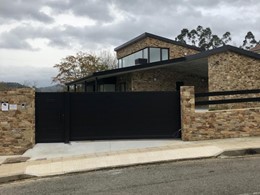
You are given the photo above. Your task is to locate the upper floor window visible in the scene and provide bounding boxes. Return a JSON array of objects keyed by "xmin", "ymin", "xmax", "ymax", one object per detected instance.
[{"xmin": 118, "ymin": 47, "xmax": 169, "ymax": 68}]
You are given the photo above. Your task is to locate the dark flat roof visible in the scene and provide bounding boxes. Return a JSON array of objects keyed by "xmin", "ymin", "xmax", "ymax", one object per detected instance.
[
  {"xmin": 185, "ymin": 45, "xmax": 260, "ymax": 60},
  {"xmin": 67, "ymin": 45, "xmax": 260, "ymax": 86},
  {"xmin": 114, "ymin": 32, "xmax": 203, "ymax": 52}
]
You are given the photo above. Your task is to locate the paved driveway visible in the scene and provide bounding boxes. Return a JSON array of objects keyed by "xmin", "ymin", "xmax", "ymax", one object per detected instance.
[{"xmin": 23, "ymin": 139, "xmax": 181, "ymax": 160}]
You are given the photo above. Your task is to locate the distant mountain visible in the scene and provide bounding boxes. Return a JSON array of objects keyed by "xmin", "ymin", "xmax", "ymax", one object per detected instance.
[
  {"xmin": 0, "ymin": 82, "xmax": 66, "ymax": 92},
  {"xmin": 36, "ymin": 84, "xmax": 65, "ymax": 92},
  {"xmin": 0, "ymin": 82, "xmax": 29, "ymax": 90}
]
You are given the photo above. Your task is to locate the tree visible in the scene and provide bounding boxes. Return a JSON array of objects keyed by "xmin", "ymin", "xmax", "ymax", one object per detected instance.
[
  {"xmin": 98, "ymin": 50, "xmax": 117, "ymax": 69},
  {"xmin": 53, "ymin": 51, "xmax": 116, "ymax": 84},
  {"xmin": 175, "ymin": 25, "xmax": 231, "ymax": 50},
  {"xmin": 241, "ymin": 31, "xmax": 259, "ymax": 50}
]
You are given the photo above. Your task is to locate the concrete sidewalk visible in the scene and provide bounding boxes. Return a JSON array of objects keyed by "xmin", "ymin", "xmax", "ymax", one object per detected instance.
[{"xmin": 1, "ymin": 137, "xmax": 260, "ymax": 184}]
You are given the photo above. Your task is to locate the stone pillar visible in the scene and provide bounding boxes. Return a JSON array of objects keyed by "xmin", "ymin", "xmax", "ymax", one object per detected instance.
[
  {"xmin": 180, "ymin": 86, "xmax": 195, "ymax": 141},
  {"xmin": 0, "ymin": 88, "xmax": 35, "ymax": 155}
]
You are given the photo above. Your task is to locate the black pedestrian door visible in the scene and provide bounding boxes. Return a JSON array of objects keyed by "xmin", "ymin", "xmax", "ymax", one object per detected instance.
[
  {"xmin": 35, "ymin": 93, "xmax": 65, "ymax": 143},
  {"xmin": 35, "ymin": 92, "xmax": 181, "ymax": 143}
]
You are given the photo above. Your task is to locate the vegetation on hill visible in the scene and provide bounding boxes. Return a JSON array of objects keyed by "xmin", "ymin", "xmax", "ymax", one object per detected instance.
[
  {"xmin": 175, "ymin": 25, "xmax": 259, "ymax": 50},
  {"xmin": 0, "ymin": 82, "xmax": 29, "ymax": 91}
]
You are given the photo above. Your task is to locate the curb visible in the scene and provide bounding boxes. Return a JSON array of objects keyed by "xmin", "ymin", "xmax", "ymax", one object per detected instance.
[
  {"xmin": 1, "ymin": 147, "xmax": 260, "ymax": 184},
  {"xmin": 0, "ymin": 174, "xmax": 35, "ymax": 184}
]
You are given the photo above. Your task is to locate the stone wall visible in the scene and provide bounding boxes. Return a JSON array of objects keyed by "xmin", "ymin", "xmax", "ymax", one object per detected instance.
[
  {"xmin": 116, "ymin": 67, "xmax": 208, "ymax": 92},
  {"xmin": 116, "ymin": 37, "xmax": 200, "ymax": 59},
  {"xmin": 116, "ymin": 74, "xmax": 133, "ymax": 91},
  {"xmin": 181, "ymin": 86, "xmax": 260, "ymax": 141},
  {"xmin": 0, "ymin": 88, "xmax": 35, "ymax": 155},
  {"xmin": 208, "ymin": 51, "xmax": 260, "ymax": 109}
]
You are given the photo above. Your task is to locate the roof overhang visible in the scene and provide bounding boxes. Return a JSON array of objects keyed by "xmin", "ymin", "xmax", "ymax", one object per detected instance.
[
  {"xmin": 114, "ymin": 32, "xmax": 202, "ymax": 52},
  {"xmin": 66, "ymin": 57, "xmax": 208, "ymax": 85},
  {"xmin": 66, "ymin": 45, "xmax": 260, "ymax": 86}
]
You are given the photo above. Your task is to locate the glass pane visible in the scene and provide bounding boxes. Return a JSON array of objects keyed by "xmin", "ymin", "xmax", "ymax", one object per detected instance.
[
  {"xmin": 149, "ymin": 48, "xmax": 160, "ymax": 63},
  {"xmin": 122, "ymin": 50, "xmax": 143, "ymax": 67},
  {"xmin": 134, "ymin": 50, "xmax": 142, "ymax": 61},
  {"xmin": 69, "ymin": 85, "xmax": 74, "ymax": 91},
  {"xmin": 99, "ymin": 84, "xmax": 104, "ymax": 92},
  {"xmin": 162, "ymin": 49, "xmax": 169, "ymax": 60},
  {"xmin": 103, "ymin": 84, "xmax": 116, "ymax": 92},
  {"xmin": 118, "ymin": 59, "xmax": 123, "ymax": 68},
  {"xmin": 143, "ymin": 48, "xmax": 148, "ymax": 60},
  {"xmin": 86, "ymin": 85, "xmax": 94, "ymax": 92}
]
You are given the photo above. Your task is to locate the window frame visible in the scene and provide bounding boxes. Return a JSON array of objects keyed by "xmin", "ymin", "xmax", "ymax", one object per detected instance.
[{"xmin": 118, "ymin": 47, "xmax": 169, "ymax": 68}]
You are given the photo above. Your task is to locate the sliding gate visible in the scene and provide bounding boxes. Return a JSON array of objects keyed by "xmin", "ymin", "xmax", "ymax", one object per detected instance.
[{"xmin": 35, "ymin": 92, "xmax": 181, "ymax": 143}]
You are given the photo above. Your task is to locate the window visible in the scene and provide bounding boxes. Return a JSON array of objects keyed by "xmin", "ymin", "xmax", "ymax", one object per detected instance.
[
  {"xmin": 118, "ymin": 59, "xmax": 123, "ymax": 68},
  {"xmin": 76, "ymin": 84, "xmax": 85, "ymax": 92},
  {"xmin": 69, "ymin": 85, "xmax": 75, "ymax": 92},
  {"xmin": 149, "ymin": 48, "xmax": 161, "ymax": 63},
  {"xmin": 118, "ymin": 47, "xmax": 169, "ymax": 68},
  {"xmin": 99, "ymin": 84, "xmax": 116, "ymax": 92},
  {"xmin": 162, "ymin": 48, "xmax": 169, "ymax": 61},
  {"xmin": 86, "ymin": 85, "xmax": 94, "ymax": 92},
  {"xmin": 143, "ymin": 48, "xmax": 148, "ymax": 59}
]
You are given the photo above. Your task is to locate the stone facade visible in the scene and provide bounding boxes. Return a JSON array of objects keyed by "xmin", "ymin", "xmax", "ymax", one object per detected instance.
[
  {"xmin": 116, "ymin": 37, "xmax": 200, "ymax": 59},
  {"xmin": 181, "ymin": 86, "xmax": 260, "ymax": 141},
  {"xmin": 132, "ymin": 68, "xmax": 207, "ymax": 92},
  {"xmin": 0, "ymin": 88, "xmax": 35, "ymax": 155},
  {"xmin": 116, "ymin": 67, "xmax": 208, "ymax": 92},
  {"xmin": 208, "ymin": 51, "xmax": 260, "ymax": 109},
  {"xmin": 115, "ymin": 35, "xmax": 205, "ymax": 93}
]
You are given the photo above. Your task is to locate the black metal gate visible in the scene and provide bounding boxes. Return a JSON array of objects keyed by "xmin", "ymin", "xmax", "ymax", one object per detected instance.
[{"xmin": 35, "ymin": 92, "xmax": 181, "ymax": 143}]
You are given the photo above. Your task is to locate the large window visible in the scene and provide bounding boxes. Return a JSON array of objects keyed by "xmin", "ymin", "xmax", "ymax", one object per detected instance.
[
  {"xmin": 118, "ymin": 47, "xmax": 169, "ymax": 68},
  {"xmin": 149, "ymin": 48, "xmax": 161, "ymax": 63},
  {"xmin": 99, "ymin": 84, "xmax": 116, "ymax": 92}
]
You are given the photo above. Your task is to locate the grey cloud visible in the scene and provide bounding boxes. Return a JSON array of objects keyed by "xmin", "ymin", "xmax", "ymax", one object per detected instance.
[
  {"xmin": 0, "ymin": 31, "xmax": 34, "ymax": 50},
  {"xmin": 0, "ymin": 0, "xmax": 259, "ymax": 51},
  {"xmin": 1, "ymin": 0, "xmax": 260, "ymax": 88},
  {"xmin": 0, "ymin": 0, "xmax": 53, "ymax": 23},
  {"xmin": 46, "ymin": 0, "xmax": 114, "ymax": 22}
]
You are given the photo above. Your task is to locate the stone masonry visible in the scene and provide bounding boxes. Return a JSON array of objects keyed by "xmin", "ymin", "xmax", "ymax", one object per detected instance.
[
  {"xmin": 208, "ymin": 51, "xmax": 260, "ymax": 109},
  {"xmin": 116, "ymin": 37, "xmax": 200, "ymax": 60},
  {"xmin": 131, "ymin": 67, "xmax": 208, "ymax": 92},
  {"xmin": 181, "ymin": 86, "xmax": 260, "ymax": 141},
  {"xmin": 116, "ymin": 67, "xmax": 208, "ymax": 93},
  {"xmin": 0, "ymin": 88, "xmax": 35, "ymax": 155}
]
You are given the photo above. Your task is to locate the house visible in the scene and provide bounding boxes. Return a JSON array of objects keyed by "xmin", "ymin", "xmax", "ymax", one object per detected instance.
[
  {"xmin": 66, "ymin": 32, "xmax": 260, "ymax": 99},
  {"xmin": 250, "ymin": 44, "xmax": 260, "ymax": 54}
]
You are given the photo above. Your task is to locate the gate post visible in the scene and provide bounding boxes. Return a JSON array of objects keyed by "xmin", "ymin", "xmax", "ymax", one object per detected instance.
[
  {"xmin": 180, "ymin": 86, "xmax": 195, "ymax": 141},
  {"xmin": 64, "ymin": 92, "xmax": 70, "ymax": 143}
]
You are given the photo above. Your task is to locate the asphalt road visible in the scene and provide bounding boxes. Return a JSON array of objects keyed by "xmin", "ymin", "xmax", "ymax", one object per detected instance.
[{"xmin": 0, "ymin": 156, "xmax": 260, "ymax": 195}]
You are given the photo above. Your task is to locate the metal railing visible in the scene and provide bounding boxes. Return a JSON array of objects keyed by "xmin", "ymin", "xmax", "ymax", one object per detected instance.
[{"xmin": 195, "ymin": 89, "xmax": 260, "ymax": 106}]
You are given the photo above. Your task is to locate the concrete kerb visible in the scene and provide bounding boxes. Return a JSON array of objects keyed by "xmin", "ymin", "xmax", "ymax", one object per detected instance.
[
  {"xmin": 0, "ymin": 152, "xmax": 220, "ymax": 184},
  {"xmin": 0, "ymin": 174, "xmax": 35, "ymax": 184},
  {"xmin": 1, "ymin": 147, "xmax": 260, "ymax": 185}
]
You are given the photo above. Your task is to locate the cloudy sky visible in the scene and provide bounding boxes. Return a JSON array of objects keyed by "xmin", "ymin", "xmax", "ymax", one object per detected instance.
[{"xmin": 0, "ymin": 0, "xmax": 259, "ymax": 87}]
